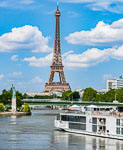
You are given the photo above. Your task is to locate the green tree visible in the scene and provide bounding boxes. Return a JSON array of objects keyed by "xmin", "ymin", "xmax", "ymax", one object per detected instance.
[
  {"xmin": 23, "ymin": 103, "xmax": 31, "ymax": 112},
  {"xmin": 0, "ymin": 103, "xmax": 4, "ymax": 112},
  {"xmin": 0, "ymin": 90, "xmax": 23, "ymax": 107},
  {"xmin": 69, "ymin": 91, "xmax": 80, "ymax": 101},
  {"xmin": 82, "ymin": 88, "xmax": 97, "ymax": 101},
  {"xmin": 62, "ymin": 90, "xmax": 72, "ymax": 100},
  {"xmin": 103, "ymin": 89, "xmax": 115, "ymax": 102},
  {"xmin": 0, "ymin": 90, "xmax": 12, "ymax": 105},
  {"xmin": 116, "ymin": 88, "xmax": 123, "ymax": 103},
  {"xmin": 16, "ymin": 91, "xmax": 23, "ymax": 107},
  {"xmin": 95, "ymin": 93, "xmax": 104, "ymax": 102}
]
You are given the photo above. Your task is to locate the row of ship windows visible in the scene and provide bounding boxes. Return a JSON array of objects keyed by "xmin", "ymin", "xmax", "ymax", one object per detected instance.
[
  {"xmin": 69, "ymin": 123, "xmax": 106, "ymax": 133},
  {"xmin": 61, "ymin": 115, "xmax": 86, "ymax": 123},
  {"xmin": 69, "ymin": 123, "xmax": 123, "ymax": 135},
  {"xmin": 69, "ymin": 123, "xmax": 86, "ymax": 131},
  {"xmin": 60, "ymin": 115, "xmax": 105, "ymax": 125},
  {"xmin": 61, "ymin": 116, "xmax": 122, "ymax": 127}
]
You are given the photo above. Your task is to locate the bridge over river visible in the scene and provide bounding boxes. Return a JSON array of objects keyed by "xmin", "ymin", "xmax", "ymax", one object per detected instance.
[{"xmin": 22, "ymin": 99, "xmax": 123, "ymax": 107}]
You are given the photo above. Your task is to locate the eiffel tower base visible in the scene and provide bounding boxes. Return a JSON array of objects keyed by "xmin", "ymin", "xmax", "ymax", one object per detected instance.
[{"xmin": 44, "ymin": 83, "xmax": 71, "ymax": 93}]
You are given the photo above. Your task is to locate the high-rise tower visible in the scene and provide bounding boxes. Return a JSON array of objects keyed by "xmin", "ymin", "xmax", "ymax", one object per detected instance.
[{"xmin": 44, "ymin": 0, "xmax": 71, "ymax": 93}]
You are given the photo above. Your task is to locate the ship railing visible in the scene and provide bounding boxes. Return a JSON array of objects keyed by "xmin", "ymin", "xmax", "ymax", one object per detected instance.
[{"xmin": 64, "ymin": 110, "xmax": 123, "ymax": 117}]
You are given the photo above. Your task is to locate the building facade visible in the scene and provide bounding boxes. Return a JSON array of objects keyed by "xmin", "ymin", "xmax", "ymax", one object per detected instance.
[{"xmin": 107, "ymin": 76, "xmax": 123, "ymax": 90}]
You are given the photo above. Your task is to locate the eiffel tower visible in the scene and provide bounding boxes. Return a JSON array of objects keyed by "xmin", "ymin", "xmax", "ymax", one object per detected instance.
[{"xmin": 44, "ymin": 0, "xmax": 71, "ymax": 93}]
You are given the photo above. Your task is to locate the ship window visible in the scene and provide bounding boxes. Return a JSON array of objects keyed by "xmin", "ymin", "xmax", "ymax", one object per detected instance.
[
  {"xmin": 57, "ymin": 114, "xmax": 60, "ymax": 120},
  {"xmin": 121, "ymin": 128, "xmax": 123, "ymax": 135},
  {"xmin": 69, "ymin": 123, "xmax": 86, "ymax": 131},
  {"xmin": 92, "ymin": 125, "xmax": 97, "ymax": 132},
  {"xmin": 61, "ymin": 115, "xmax": 69, "ymax": 121},
  {"xmin": 116, "ymin": 119, "xmax": 120, "ymax": 126},
  {"xmin": 74, "ymin": 116, "xmax": 80, "ymax": 122},
  {"xmin": 69, "ymin": 116, "xmax": 75, "ymax": 122},
  {"xmin": 92, "ymin": 118, "xmax": 97, "ymax": 124},
  {"xmin": 116, "ymin": 128, "xmax": 120, "ymax": 134},
  {"xmin": 102, "ymin": 126, "xmax": 106, "ymax": 131},
  {"xmin": 80, "ymin": 116, "xmax": 86, "ymax": 123}
]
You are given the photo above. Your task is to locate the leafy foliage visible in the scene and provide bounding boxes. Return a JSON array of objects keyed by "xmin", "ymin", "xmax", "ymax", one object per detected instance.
[
  {"xmin": 82, "ymin": 88, "xmax": 97, "ymax": 101},
  {"xmin": 23, "ymin": 103, "xmax": 31, "ymax": 113},
  {"xmin": 0, "ymin": 90, "xmax": 12, "ymax": 105},
  {"xmin": 95, "ymin": 94, "xmax": 104, "ymax": 102},
  {"xmin": 103, "ymin": 89, "xmax": 115, "ymax": 102},
  {"xmin": 0, "ymin": 90, "xmax": 23, "ymax": 107},
  {"xmin": 116, "ymin": 88, "xmax": 123, "ymax": 103},
  {"xmin": 0, "ymin": 103, "xmax": 4, "ymax": 112},
  {"xmin": 62, "ymin": 90, "xmax": 80, "ymax": 101},
  {"xmin": 70, "ymin": 91, "xmax": 80, "ymax": 101},
  {"xmin": 62, "ymin": 90, "xmax": 72, "ymax": 100},
  {"xmin": 82, "ymin": 87, "xmax": 123, "ymax": 103}
]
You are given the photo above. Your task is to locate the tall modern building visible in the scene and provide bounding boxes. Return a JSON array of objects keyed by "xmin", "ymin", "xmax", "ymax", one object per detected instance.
[
  {"xmin": 43, "ymin": 0, "xmax": 71, "ymax": 93},
  {"xmin": 107, "ymin": 76, "xmax": 123, "ymax": 90}
]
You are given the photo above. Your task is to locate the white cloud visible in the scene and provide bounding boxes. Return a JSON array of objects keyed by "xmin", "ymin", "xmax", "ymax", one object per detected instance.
[
  {"xmin": 0, "ymin": 74, "xmax": 4, "ymax": 80},
  {"xmin": 63, "ymin": 48, "xmax": 112, "ymax": 68},
  {"xmin": 23, "ymin": 44, "xmax": 123, "ymax": 69},
  {"xmin": 11, "ymin": 55, "xmax": 19, "ymax": 61},
  {"xmin": 65, "ymin": 19, "xmax": 123, "ymax": 46},
  {"xmin": 8, "ymin": 72, "xmax": 22, "ymax": 78},
  {"xmin": 31, "ymin": 76, "xmax": 43, "ymax": 84},
  {"xmin": 60, "ymin": 0, "xmax": 123, "ymax": 13},
  {"xmin": 112, "ymin": 45, "xmax": 123, "ymax": 60},
  {"xmin": 23, "ymin": 53, "xmax": 52, "ymax": 67},
  {"xmin": 0, "ymin": 25, "xmax": 52, "ymax": 53},
  {"xmin": 0, "ymin": 0, "xmax": 36, "ymax": 9}
]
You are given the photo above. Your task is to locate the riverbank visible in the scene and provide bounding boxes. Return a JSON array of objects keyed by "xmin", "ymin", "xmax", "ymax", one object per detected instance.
[{"xmin": 0, "ymin": 111, "xmax": 31, "ymax": 117}]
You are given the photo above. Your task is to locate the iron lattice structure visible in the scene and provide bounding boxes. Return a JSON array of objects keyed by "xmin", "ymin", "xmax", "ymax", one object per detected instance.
[{"xmin": 44, "ymin": 3, "xmax": 71, "ymax": 93}]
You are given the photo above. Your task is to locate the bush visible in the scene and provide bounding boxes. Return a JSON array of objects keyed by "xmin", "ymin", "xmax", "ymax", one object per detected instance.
[
  {"xmin": 0, "ymin": 103, "xmax": 4, "ymax": 112},
  {"xmin": 23, "ymin": 103, "xmax": 31, "ymax": 113}
]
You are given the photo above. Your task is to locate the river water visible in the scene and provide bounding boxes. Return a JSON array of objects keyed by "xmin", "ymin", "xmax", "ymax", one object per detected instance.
[{"xmin": 0, "ymin": 110, "xmax": 123, "ymax": 150}]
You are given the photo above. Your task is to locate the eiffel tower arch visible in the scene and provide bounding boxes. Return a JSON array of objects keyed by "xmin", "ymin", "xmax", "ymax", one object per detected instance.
[{"xmin": 43, "ymin": 1, "xmax": 71, "ymax": 93}]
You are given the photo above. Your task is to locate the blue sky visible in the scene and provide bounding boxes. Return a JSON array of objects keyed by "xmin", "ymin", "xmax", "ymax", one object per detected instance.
[{"xmin": 0, "ymin": 0, "xmax": 123, "ymax": 93}]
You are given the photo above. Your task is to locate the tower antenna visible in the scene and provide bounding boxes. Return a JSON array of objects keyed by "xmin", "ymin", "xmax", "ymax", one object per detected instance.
[{"xmin": 57, "ymin": 0, "xmax": 59, "ymax": 10}]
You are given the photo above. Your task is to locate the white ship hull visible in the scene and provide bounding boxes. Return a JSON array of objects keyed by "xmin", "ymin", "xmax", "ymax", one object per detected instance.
[
  {"xmin": 55, "ymin": 120, "xmax": 123, "ymax": 140},
  {"xmin": 54, "ymin": 106, "xmax": 123, "ymax": 140}
]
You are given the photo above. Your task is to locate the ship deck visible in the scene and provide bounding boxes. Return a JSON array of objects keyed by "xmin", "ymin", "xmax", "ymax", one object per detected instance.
[{"xmin": 62, "ymin": 110, "xmax": 123, "ymax": 118}]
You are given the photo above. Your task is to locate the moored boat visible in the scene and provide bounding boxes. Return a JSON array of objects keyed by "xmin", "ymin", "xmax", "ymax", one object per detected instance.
[{"xmin": 54, "ymin": 105, "xmax": 123, "ymax": 140}]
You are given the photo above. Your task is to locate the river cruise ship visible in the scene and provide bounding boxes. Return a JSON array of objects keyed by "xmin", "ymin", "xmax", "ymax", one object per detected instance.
[{"xmin": 54, "ymin": 105, "xmax": 123, "ymax": 140}]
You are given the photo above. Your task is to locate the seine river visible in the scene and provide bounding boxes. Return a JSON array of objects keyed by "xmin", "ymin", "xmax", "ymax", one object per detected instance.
[{"xmin": 0, "ymin": 110, "xmax": 123, "ymax": 150}]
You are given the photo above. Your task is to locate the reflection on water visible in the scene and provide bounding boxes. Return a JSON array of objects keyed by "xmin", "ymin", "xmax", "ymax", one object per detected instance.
[
  {"xmin": 0, "ymin": 110, "xmax": 123, "ymax": 150},
  {"xmin": 53, "ymin": 131, "xmax": 123, "ymax": 150},
  {"xmin": 10, "ymin": 116, "xmax": 17, "ymax": 125}
]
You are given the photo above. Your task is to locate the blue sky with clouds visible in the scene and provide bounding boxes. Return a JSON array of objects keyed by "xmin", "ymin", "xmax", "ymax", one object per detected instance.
[{"xmin": 0, "ymin": 0, "xmax": 123, "ymax": 93}]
